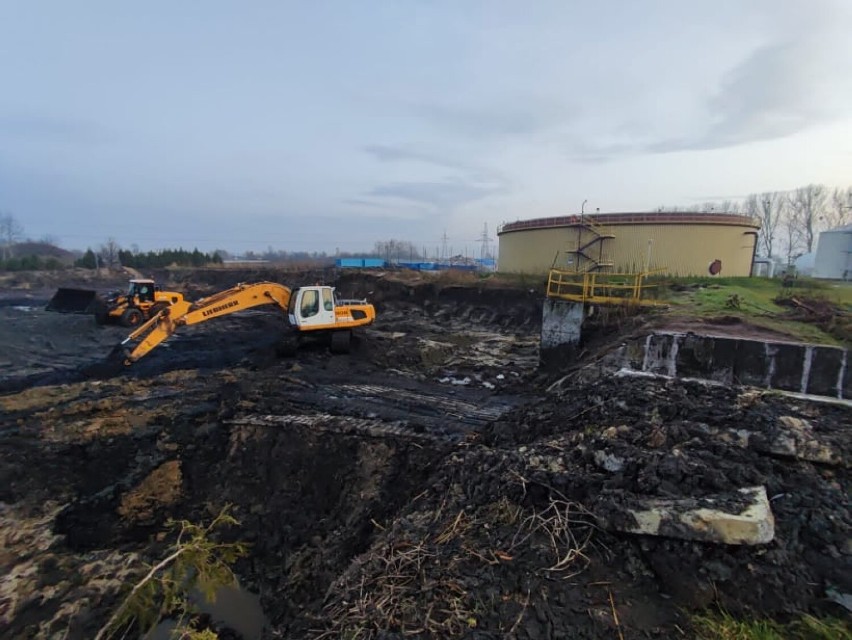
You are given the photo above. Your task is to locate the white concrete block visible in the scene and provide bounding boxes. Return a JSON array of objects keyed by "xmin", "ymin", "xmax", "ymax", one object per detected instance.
[{"xmin": 600, "ymin": 486, "xmax": 775, "ymax": 546}]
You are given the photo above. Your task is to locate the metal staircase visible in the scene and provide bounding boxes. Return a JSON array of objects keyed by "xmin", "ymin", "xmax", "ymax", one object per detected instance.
[
  {"xmin": 560, "ymin": 216, "xmax": 615, "ymax": 273},
  {"xmin": 546, "ymin": 216, "xmax": 665, "ymax": 306}
]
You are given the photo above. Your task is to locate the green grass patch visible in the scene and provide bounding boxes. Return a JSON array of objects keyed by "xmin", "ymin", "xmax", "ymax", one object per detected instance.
[
  {"xmin": 692, "ymin": 611, "xmax": 851, "ymax": 640},
  {"xmin": 654, "ymin": 277, "xmax": 851, "ymax": 346}
]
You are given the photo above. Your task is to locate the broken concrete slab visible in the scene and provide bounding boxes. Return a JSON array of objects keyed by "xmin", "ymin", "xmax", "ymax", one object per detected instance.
[
  {"xmin": 767, "ymin": 416, "xmax": 842, "ymax": 465},
  {"xmin": 596, "ymin": 486, "xmax": 775, "ymax": 546},
  {"xmin": 749, "ymin": 416, "xmax": 844, "ymax": 466},
  {"xmin": 673, "ymin": 417, "xmax": 843, "ymax": 466}
]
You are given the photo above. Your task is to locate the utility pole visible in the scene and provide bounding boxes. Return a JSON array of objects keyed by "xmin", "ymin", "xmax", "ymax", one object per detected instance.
[
  {"xmin": 441, "ymin": 230, "xmax": 449, "ymax": 261},
  {"xmin": 479, "ymin": 222, "xmax": 492, "ymax": 260}
]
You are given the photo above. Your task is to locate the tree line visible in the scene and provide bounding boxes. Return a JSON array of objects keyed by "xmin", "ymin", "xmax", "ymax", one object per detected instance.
[
  {"xmin": 228, "ymin": 239, "xmax": 425, "ymax": 263},
  {"xmin": 658, "ymin": 184, "xmax": 851, "ymax": 263},
  {"xmin": 0, "ymin": 254, "xmax": 66, "ymax": 271},
  {"xmin": 74, "ymin": 243, "xmax": 223, "ymax": 269},
  {"xmin": 0, "ymin": 214, "xmax": 225, "ymax": 271}
]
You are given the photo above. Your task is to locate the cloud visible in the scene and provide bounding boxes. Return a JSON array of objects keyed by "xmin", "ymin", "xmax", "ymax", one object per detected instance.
[
  {"xmin": 356, "ymin": 143, "xmax": 511, "ymax": 211},
  {"xmin": 648, "ymin": 41, "xmax": 842, "ymax": 154},
  {"xmin": 568, "ymin": 31, "xmax": 852, "ymax": 162},
  {"xmin": 362, "ymin": 143, "xmax": 509, "ymax": 183},
  {"xmin": 339, "ymin": 197, "xmax": 429, "ymax": 220},
  {"xmin": 363, "ymin": 144, "xmax": 470, "ymax": 171},
  {"xmin": 366, "ymin": 178, "xmax": 505, "ymax": 209},
  {"xmin": 410, "ymin": 100, "xmax": 573, "ymax": 139},
  {"xmin": 0, "ymin": 112, "xmax": 108, "ymax": 144}
]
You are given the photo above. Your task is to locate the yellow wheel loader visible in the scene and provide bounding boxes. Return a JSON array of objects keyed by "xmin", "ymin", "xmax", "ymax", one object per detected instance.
[
  {"xmin": 46, "ymin": 279, "xmax": 186, "ymax": 327},
  {"xmin": 119, "ymin": 281, "xmax": 375, "ymax": 364}
]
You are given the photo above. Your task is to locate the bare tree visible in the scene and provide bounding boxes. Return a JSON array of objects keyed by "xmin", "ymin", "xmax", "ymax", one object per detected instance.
[
  {"xmin": 100, "ymin": 237, "xmax": 122, "ymax": 269},
  {"xmin": 373, "ymin": 239, "xmax": 421, "ymax": 262},
  {"xmin": 745, "ymin": 192, "xmax": 784, "ymax": 258},
  {"xmin": 716, "ymin": 199, "xmax": 742, "ymax": 214},
  {"xmin": 0, "ymin": 212, "xmax": 24, "ymax": 261},
  {"xmin": 654, "ymin": 200, "xmax": 742, "ymax": 214},
  {"xmin": 788, "ymin": 184, "xmax": 828, "ymax": 253},
  {"xmin": 779, "ymin": 204, "xmax": 805, "ymax": 266},
  {"xmin": 826, "ymin": 186, "xmax": 852, "ymax": 229}
]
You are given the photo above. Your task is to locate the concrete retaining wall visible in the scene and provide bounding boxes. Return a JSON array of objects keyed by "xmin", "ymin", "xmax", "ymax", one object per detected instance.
[
  {"xmin": 621, "ymin": 332, "xmax": 849, "ymax": 399},
  {"xmin": 541, "ymin": 300, "xmax": 584, "ymax": 349}
]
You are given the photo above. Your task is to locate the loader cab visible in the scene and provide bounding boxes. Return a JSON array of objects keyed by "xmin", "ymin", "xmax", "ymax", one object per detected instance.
[
  {"xmin": 127, "ymin": 279, "xmax": 156, "ymax": 303},
  {"xmin": 288, "ymin": 286, "xmax": 336, "ymax": 328}
]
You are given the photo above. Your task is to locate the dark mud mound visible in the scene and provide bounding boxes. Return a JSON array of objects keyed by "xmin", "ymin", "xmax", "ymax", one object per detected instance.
[
  {"xmin": 311, "ymin": 375, "xmax": 851, "ymax": 639},
  {"xmin": 0, "ymin": 309, "xmax": 288, "ymax": 394}
]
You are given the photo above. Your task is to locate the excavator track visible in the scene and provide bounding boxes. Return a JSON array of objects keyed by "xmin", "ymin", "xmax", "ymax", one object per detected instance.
[
  {"xmin": 329, "ymin": 383, "xmax": 508, "ymax": 427},
  {"xmin": 226, "ymin": 413, "xmax": 444, "ymax": 443}
]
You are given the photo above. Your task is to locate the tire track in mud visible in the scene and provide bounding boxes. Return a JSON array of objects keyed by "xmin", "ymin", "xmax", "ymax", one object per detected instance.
[{"xmin": 230, "ymin": 381, "xmax": 528, "ymax": 443}]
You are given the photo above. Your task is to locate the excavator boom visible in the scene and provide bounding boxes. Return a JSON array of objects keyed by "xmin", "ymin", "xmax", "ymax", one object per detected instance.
[{"xmin": 122, "ymin": 282, "xmax": 291, "ymax": 364}]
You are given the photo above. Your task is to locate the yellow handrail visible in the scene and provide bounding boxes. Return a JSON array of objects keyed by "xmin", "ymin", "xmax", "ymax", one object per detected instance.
[{"xmin": 547, "ymin": 268, "xmax": 667, "ymax": 306}]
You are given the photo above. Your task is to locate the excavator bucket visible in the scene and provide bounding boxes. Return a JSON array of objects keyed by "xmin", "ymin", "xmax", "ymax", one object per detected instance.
[{"xmin": 45, "ymin": 288, "xmax": 101, "ymax": 314}]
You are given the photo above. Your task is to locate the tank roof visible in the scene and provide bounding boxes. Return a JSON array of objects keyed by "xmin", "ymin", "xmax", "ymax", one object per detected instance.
[
  {"xmin": 821, "ymin": 223, "xmax": 852, "ymax": 233},
  {"xmin": 498, "ymin": 211, "xmax": 760, "ymax": 234}
]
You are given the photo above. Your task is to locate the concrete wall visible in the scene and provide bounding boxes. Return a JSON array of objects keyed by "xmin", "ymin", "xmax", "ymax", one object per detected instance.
[
  {"xmin": 498, "ymin": 217, "xmax": 759, "ymax": 276},
  {"xmin": 539, "ymin": 299, "xmax": 584, "ymax": 368},
  {"xmin": 541, "ymin": 299, "xmax": 583, "ymax": 348},
  {"xmin": 621, "ymin": 332, "xmax": 849, "ymax": 399}
]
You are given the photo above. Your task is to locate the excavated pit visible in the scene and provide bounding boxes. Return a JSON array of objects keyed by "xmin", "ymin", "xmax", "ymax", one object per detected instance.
[{"xmin": 1, "ymin": 271, "xmax": 850, "ymax": 639}]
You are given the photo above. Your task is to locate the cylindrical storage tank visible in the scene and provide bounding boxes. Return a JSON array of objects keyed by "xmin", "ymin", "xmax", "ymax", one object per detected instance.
[
  {"xmin": 813, "ymin": 225, "xmax": 852, "ymax": 280},
  {"xmin": 497, "ymin": 212, "xmax": 760, "ymax": 277}
]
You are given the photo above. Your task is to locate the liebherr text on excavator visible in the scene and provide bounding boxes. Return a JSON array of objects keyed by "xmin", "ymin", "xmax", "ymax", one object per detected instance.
[{"xmin": 120, "ymin": 281, "xmax": 375, "ymax": 364}]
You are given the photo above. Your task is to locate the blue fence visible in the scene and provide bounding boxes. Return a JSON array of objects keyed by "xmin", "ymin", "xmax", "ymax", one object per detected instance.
[{"xmin": 336, "ymin": 257, "xmax": 497, "ymax": 271}]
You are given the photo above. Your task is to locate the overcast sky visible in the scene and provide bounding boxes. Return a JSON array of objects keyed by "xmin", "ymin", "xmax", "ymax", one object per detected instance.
[{"xmin": 1, "ymin": 1, "xmax": 850, "ymax": 254}]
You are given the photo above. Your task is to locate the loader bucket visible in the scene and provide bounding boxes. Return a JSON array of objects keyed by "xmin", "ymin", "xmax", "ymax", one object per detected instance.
[{"xmin": 45, "ymin": 288, "xmax": 101, "ymax": 314}]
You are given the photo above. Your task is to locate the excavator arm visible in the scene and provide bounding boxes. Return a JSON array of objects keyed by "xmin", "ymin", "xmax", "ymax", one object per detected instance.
[{"xmin": 121, "ymin": 282, "xmax": 291, "ymax": 364}]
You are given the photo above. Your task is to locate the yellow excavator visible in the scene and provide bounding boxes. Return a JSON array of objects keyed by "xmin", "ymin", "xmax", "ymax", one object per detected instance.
[{"xmin": 119, "ymin": 281, "xmax": 375, "ymax": 364}]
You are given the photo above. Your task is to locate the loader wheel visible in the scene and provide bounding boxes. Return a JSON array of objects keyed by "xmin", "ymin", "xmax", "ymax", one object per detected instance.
[
  {"xmin": 121, "ymin": 308, "xmax": 144, "ymax": 327},
  {"xmin": 330, "ymin": 330, "xmax": 352, "ymax": 354}
]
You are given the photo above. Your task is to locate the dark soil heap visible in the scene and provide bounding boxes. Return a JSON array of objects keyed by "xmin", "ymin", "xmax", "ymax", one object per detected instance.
[{"xmin": 0, "ymin": 271, "xmax": 849, "ymax": 639}]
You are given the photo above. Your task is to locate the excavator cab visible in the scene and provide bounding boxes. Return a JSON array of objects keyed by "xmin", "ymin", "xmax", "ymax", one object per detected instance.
[
  {"xmin": 127, "ymin": 279, "xmax": 156, "ymax": 303},
  {"xmin": 289, "ymin": 286, "xmax": 337, "ymax": 328}
]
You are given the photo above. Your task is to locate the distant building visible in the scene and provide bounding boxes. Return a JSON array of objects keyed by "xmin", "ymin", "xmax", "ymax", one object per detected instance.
[
  {"xmin": 813, "ymin": 224, "xmax": 852, "ymax": 280},
  {"xmin": 751, "ymin": 257, "xmax": 777, "ymax": 278}
]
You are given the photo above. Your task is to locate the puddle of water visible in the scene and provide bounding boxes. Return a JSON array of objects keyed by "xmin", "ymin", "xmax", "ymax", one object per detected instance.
[{"xmin": 144, "ymin": 582, "xmax": 267, "ymax": 640}]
